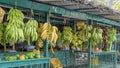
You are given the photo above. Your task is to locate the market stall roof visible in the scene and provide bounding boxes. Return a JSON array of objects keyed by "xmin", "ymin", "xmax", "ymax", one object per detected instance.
[
  {"xmin": 0, "ymin": 0, "xmax": 120, "ymax": 26},
  {"xmin": 34, "ymin": 0, "xmax": 120, "ymax": 22}
]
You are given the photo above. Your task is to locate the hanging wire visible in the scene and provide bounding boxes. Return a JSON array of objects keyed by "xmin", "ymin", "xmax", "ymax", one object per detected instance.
[
  {"xmin": 14, "ymin": 0, "xmax": 17, "ymax": 9},
  {"xmin": 30, "ymin": 2, "xmax": 34, "ymax": 18}
]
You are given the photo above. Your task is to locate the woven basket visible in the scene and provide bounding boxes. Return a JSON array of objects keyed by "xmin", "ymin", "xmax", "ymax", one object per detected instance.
[
  {"xmin": 50, "ymin": 58, "xmax": 63, "ymax": 68},
  {"xmin": 0, "ymin": 7, "xmax": 5, "ymax": 23}
]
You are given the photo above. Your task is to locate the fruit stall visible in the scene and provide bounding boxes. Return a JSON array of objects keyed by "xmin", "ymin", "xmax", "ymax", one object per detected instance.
[{"xmin": 0, "ymin": 0, "xmax": 120, "ymax": 68}]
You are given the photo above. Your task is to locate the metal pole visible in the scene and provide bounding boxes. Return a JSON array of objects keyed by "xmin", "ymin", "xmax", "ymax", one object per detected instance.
[
  {"xmin": 44, "ymin": 12, "xmax": 49, "ymax": 57},
  {"xmin": 88, "ymin": 20, "xmax": 92, "ymax": 68}
]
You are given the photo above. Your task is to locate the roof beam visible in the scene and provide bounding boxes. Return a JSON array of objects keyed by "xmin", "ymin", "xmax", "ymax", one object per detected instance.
[
  {"xmin": 0, "ymin": 0, "xmax": 120, "ymax": 26},
  {"xmin": 35, "ymin": 0, "xmax": 63, "ymax": 2}
]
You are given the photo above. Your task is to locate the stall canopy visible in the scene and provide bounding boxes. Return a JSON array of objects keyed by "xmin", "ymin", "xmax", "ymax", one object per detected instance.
[
  {"xmin": 0, "ymin": 0, "xmax": 120, "ymax": 26},
  {"xmin": 34, "ymin": 0, "xmax": 120, "ymax": 22}
]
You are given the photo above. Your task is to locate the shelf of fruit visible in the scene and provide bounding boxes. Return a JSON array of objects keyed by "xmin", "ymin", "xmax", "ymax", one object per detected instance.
[{"xmin": 0, "ymin": 49, "xmax": 50, "ymax": 68}]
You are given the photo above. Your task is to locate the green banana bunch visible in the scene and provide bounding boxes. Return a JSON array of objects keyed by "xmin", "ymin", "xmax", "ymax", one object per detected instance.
[
  {"xmin": 107, "ymin": 28, "xmax": 116, "ymax": 50},
  {"xmin": 0, "ymin": 23, "xmax": 7, "ymax": 52},
  {"xmin": 71, "ymin": 33, "xmax": 78, "ymax": 50},
  {"xmin": 76, "ymin": 25, "xmax": 92, "ymax": 50},
  {"xmin": 5, "ymin": 8, "xmax": 25, "ymax": 50},
  {"xmin": 61, "ymin": 26, "xmax": 73, "ymax": 49},
  {"xmin": 7, "ymin": 8, "xmax": 24, "ymax": 21},
  {"xmin": 24, "ymin": 19, "xmax": 38, "ymax": 45},
  {"xmin": 92, "ymin": 28, "xmax": 103, "ymax": 47}
]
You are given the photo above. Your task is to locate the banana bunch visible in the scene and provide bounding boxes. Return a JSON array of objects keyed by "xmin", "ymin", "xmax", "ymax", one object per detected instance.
[
  {"xmin": 36, "ymin": 38, "xmax": 43, "ymax": 48},
  {"xmin": 40, "ymin": 23, "xmax": 58, "ymax": 45},
  {"xmin": 0, "ymin": 7, "xmax": 5, "ymax": 23},
  {"xmin": 76, "ymin": 25, "xmax": 92, "ymax": 50},
  {"xmin": 92, "ymin": 28, "xmax": 103, "ymax": 47},
  {"xmin": 40, "ymin": 23, "xmax": 51, "ymax": 40},
  {"xmin": 36, "ymin": 23, "xmax": 44, "ymax": 48},
  {"xmin": 0, "ymin": 23, "xmax": 7, "ymax": 52},
  {"xmin": 0, "ymin": 23, "xmax": 4, "ymax": 39},
  {"xmin": 61, "ymin": 26, "xmax": 73, "ymax": 49},
  {"xmin": 0, "ymin": 7, "xmax": 5, "ymax": 17},
  {"xmin": 49, "ymin": 26, "xmax": 58, "ymax": 45},
  {"xmin": 24, "ymin": 19, "xmax": 38, "ymax": 45},
  {"xmin": 5, "ymin": 8, "xmax": 25, "ymax": 50},
  {"xmin": 76, "ymin": 21, "xmax": 85, "ymax": 30},
  {"xmin": 77, "ymin": 25, "xmax": 92, "ymax": 42},
  {"xmin": 40, "ymin": 23, "xmax": 58, "ymax": 53},
  {"xmin": 71, "ymin": 33, "xmax": 78, "ymax": 50},
  {"xmin": 7, "ymin": 8, "xmax": 24, "ymax": 21},
  {"xmin": 107, "ymin": 28, "xmax": 116, "ymax": 50}
]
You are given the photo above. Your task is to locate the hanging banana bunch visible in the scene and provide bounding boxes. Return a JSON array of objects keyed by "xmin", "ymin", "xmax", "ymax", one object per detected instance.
[
  {"xmin": 61, "ymin": 26, "xmax": 73, "ymax": 49},
  {"xmin": 36, "ymin": 23, "xmax": 44, "ymax": 48},
  {"xmin": 71, "ymin": 33, "xmax": 78, "ymax": 50},
  {"xmin": 5, "ymin": 8, "xmax": 25, "ymax": 50},
  {"xmin": 76, "ymin": 21, "xmax": 85, "ymax": 30},
  {"xmin": 0, "ymin": 7, "xmax": 5, "ymax": 23},
  {"xmin": 76, "ymin": 25, "xmax": 92, "ymax": 50},
  {"xmin": 92, "ymin": 28, "xmax": 103, "ymax": 48},
  {"xmin": 107, "ymin": 28, "xmax": 116, "ymax": 51},
  {"xmin": 0, "ymin": 23, "xmax": 7, "ymax": 52},
  {"xmin": 40, "ymin": 23, "xmax": 51, "ymax": 40},
  {"xmin": 24, "ymin": 19, "xmax": 38, "ymax": 45},
  {"xmin": 40, "ymin": 22, "xmax": 58, "ymax": 53}
]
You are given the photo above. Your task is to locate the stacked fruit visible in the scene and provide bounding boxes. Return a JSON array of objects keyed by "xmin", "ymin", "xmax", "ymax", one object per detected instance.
[
  {"xmin": 5, "ymin": 49, "xmax": 42, "ymax": 61},
  {"xmin": 24, "ymin": 19, "xmax": 38, "ymax": 45},
  {"xmin": 5, "ymin": 8, "xmax": 25, "ymax": 50}
]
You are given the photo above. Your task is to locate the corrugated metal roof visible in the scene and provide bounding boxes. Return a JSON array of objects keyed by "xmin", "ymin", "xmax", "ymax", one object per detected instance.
[{"xmin": 33, "ymin": 0, "xmax": 120, "ymax": 22}]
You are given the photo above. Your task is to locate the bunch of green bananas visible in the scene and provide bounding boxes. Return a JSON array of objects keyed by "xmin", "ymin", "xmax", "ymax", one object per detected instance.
[
  {"xmin": 92, "ymin": 28, "xmax": 103, "ymax": 47},
  {"xmin": 76, "ymin": 22, "xmax": 85, "ymax": 30},
  {"xmin": 5, "ymin": 8, "xmax": 25, "ymax": 50},
  {"xmin": 0, "ymin": 23, "xmax": 7, "ymax": 52},
  {"xmin": 107, "ymin": 28, "xmax": 116, "ymax": 50},
  {"xmin": 24, "ymin": 19, "xmax": 38, "ymax": 45},
  {"xmin": 7, "ymin": 8, "xmax": 24, "ymax": 21},
  {"xmin": 61, "ymin": 26, "xmax": 73, "ymax": 49},
  {"xmin": 76, "ymin": 25, "xmax": 92, "ymax": 50},
  {"xmin": 71, "ymin": 33, "xmax": 78, "ymax": 50}
]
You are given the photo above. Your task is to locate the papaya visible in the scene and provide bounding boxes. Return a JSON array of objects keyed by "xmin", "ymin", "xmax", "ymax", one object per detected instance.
[{"xmin": 19, "ymin": 55, "xmax": 25, "ymax": 60}]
